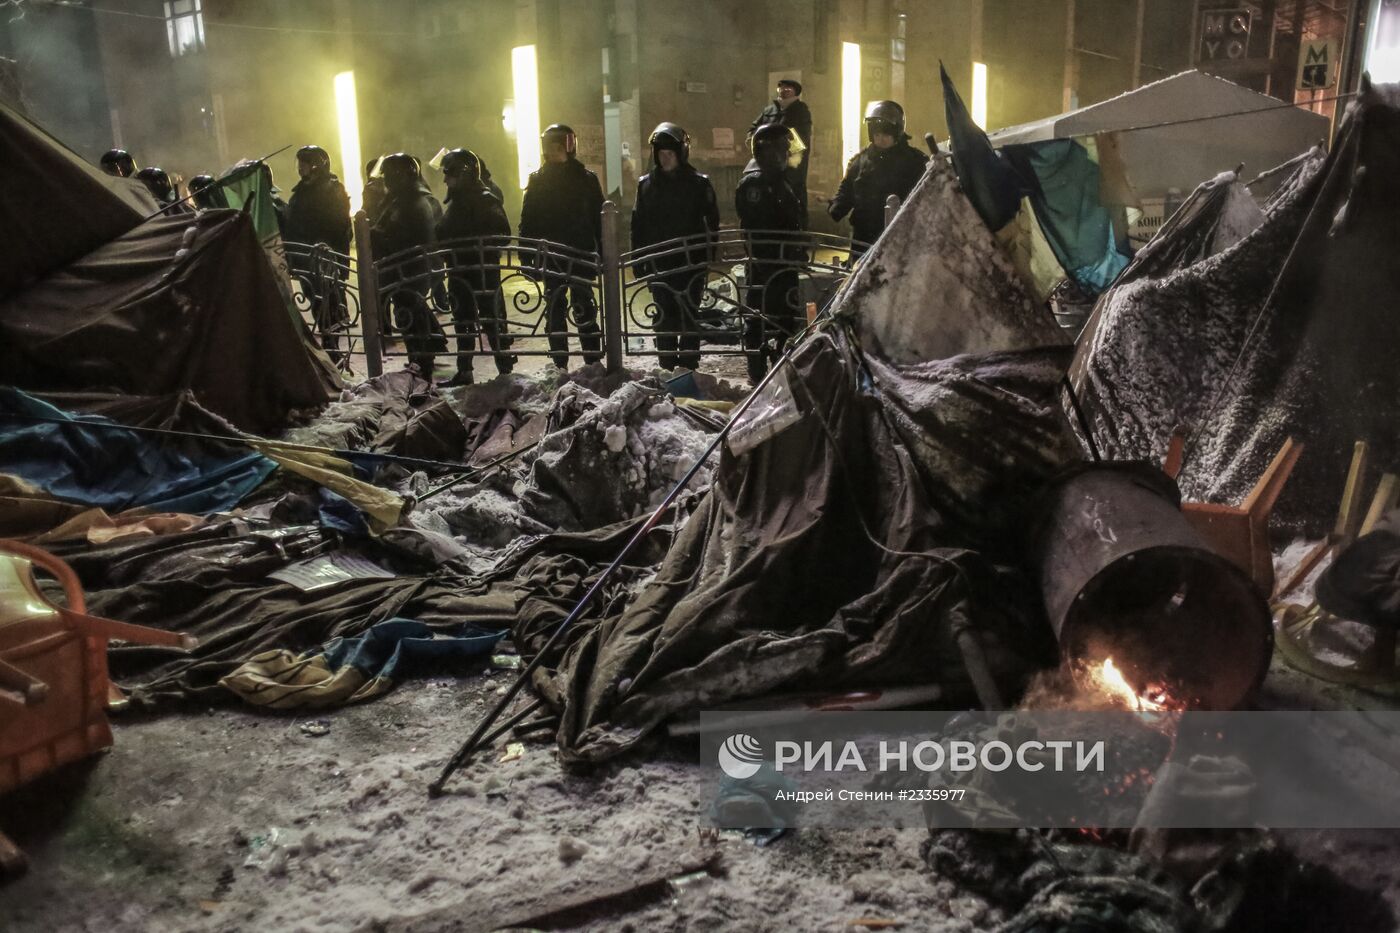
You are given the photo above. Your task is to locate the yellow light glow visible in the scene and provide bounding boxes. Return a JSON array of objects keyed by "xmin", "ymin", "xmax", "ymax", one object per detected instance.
[
  {"xmin": 841, "ymin": 42, "xmax": 862, "ymax": 165},
  {"xmin": 511, "ymin": 45, "xmax": 541, "ymax": 189},
  {"xmin": 972, "ymin": 62, "xmax": 988, "ymax": 130},
  {"xmin": 334, "ymin": 70, "xmax": 363, "ymax": 215}
]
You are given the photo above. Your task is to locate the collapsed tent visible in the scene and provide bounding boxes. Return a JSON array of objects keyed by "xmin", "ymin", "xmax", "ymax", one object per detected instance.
[
  {"xmin": 1072, "ymin": 82, "xmax": 1400, "ymax": 532},
  {"xmin": 0, "ymin": 98, "xmax": 157, "ymax": 300},
  {"xmin": 0, "ymin": 208, "xmax": 337, "ymax": 434},
  {"xmin": 517, "ymin": 154, "xmax": 1080, "ymax": 764}
]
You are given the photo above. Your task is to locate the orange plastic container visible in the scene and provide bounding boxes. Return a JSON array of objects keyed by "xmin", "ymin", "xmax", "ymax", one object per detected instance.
[{"xmin": 0, "ymin": 539, "xmax": 194, "ymax": 796}]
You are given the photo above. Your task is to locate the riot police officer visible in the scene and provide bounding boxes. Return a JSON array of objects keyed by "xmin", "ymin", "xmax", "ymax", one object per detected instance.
[
  {"xmin": 735, "ymin": 123, "xmax": 806, "ymax": 384},
  {"xmin": 286, "ymin": 145, "xmax": 353, "ymax": 364},
  {"xmin": 519, "ymin": 124, "xmax": 605, "ymax": 370},
  {"xmin": 631, "ymin": 122, "xmax": 720, "ymax": 371},
  {"xmin": 100, "ymin": 149, "xmax": 137, "ymax": 178},
  {"xmin": 747, "ymin": 78, "xmax": 812, "ymax": 225},
  {"xmin": 286, "ymin": 146, "xmax": 351, "ymax": 253},
  {"xmin": 436, "ymin": 147, "xmax": 515, "ymax": 385},
  {"xmin": 372, "ymin": 153, "xmax": 442, "ymax": 375},
  {"xmin": 828, "ymin": 101, "xmax": 928, "ymax": 254}
]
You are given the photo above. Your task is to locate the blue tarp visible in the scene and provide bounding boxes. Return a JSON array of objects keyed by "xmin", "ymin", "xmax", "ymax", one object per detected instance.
[
  {"xmin": 0, "ymin": 387, "xmax": 275, "ymax": 513},
  {"xmin": 941, "ymin": 71, "xmax": 1130, "ymax": 296}
]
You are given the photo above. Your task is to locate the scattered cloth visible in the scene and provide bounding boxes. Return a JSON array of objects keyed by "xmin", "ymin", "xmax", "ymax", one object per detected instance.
[
  {"xmin": 0, "ymin": 387, "xmax": 275, "ymax": 515},
  {"xmin": 221, "ymin": 618, "xmax": 506, "ymax": 709}
]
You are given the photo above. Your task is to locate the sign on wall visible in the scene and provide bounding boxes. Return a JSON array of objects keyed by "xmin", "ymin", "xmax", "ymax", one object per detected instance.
[
  {"xmin": 1199, "ymin": 8, "xmax": 1256, "ymax": 62},
  {"xmin": 1297, "ymin": 38, "xmax": 1341, "ymax": 89}
]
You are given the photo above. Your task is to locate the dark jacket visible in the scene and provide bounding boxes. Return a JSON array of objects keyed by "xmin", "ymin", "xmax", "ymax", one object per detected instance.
[
  {"xmin": 735, "ymin": 167, "xmax": 805, "ymax": 270},
  {"xmin": 438, "ymin": 184, "xmax": 511, "ymax": 291},
  {"xmin": 631, "ymin": 163, "xmax": 720, "ymax": 271},
  {"xmin": 372, "ymin": 187, "xmax": 437, "ymax": 290},
  {"xmin": 285, "ymin": 173, "xmax": 352, "ymax": 254},
  {"xmin": 479, "ymin": 159, "xmax": 506, "ymax": 206},
  {"xmin": 749, "ymin": 98, "xmax": 813, "ymax": 151},
  {"xmin": 519, "ymin": 157, "xmax": 605, "ymax": 253},
  {"xmin": 828, "ymin": 139, "xmax": 928, "ymax": 245}
]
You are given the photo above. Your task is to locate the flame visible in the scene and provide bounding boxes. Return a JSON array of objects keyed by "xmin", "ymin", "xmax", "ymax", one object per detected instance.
[{"xmin": 1090, "ymin": 658, "xmax": 1169, "ymax": 712}]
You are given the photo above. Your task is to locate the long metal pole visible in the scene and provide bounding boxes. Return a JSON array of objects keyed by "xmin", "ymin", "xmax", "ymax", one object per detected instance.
[
  {"xmin": 353, "ymin": 210, "xmax": 384, "ymax": 378},
  {"xmin": 600, "ymin": 201, "xmax": 624, "ymax": 374}
]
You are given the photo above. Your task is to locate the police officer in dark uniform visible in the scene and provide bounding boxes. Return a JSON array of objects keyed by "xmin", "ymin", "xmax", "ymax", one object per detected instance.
[
  {"xmin": 631, "ymin": 123, "xmax": 720, "ymax": 371},
  {"xmin": 519, "ymin": 124, "xmax": 605, "ymax": 370},
  {"xmin": 436, "ymin": 148, "xmax": 516, "ymax": 386},
  {"xmin": 828, "ymin": 100, "xmax": 928, "ymax": 255},
  {"xmin": 100, "ymin": 149, "xmax": 137, "ymax": 178},
  {"xmin": 735, "ymin": 124, "xmax": 806, "ymax": 384},
  {"xmin": 363, "ymin": 157, "xmax": 387, "ymax": 221},
  {"xmin": 372, "ymin": 153, "xmax": 441, "ymax": 375},
  {"xmin": 286, "ymin": 146, "xmax": 351, "ymax": 253},
  {"xmin": 747, "ymin": 78, "xmax": 812, "ymax": 225},
  {"xmin": 285, "ymin": 145, "xmax": 353, "ymax": 363},
  {"xmin": 478, "ymin": 156, "xmax": 505, "ymax": 205}
]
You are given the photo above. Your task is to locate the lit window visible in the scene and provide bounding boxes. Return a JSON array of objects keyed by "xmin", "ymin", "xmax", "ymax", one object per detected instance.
[{"xmin": 165, "ymin": 0, "xmax": 206, "ymax": 57}]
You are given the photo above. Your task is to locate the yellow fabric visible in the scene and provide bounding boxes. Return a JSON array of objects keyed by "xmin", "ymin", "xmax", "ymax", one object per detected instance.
[
  {"xmin": 246, "ymin": 442, "xmax": 406, "ymax": 534},
  {"xmin": 219, "ymin": 647, "xmax": 392, "ymax": 710}
]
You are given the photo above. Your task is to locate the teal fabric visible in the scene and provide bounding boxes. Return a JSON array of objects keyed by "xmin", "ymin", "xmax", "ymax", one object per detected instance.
[{"xmin": 1003, "ymin": 140, "xmax": 1130, "ymax": 294}]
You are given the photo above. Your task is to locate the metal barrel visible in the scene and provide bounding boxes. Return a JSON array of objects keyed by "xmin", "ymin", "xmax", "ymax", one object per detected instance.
[{"xmin": 1031, "ymin": 462, "xmax": 1273, "ymax": 710}]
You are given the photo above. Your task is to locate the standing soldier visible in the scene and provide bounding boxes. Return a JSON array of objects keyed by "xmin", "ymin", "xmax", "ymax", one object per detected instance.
[
  {"xmin": 519, "ymin": 124, "xmax": 605, "ymax": 370},
  {"xmin": 99, "ymin": 149, "xmax": 137, "ymax": 178},
  {"xmin": 827, "ymin": 101, "xmax": 928, "ymax": 255},
  {"xmin": 372, "ymin": 153, "xmax": 441, "ymax": 376},
  {"xmin": 631, "ymin": 122, "xmax": 720, "ymax": 372},
  {"xmin": 285, "ymin": 145, "xmax": 353, "ymax": 363},
  {"xmin": 747, "ymin": 78, "xmax": 812, "ymax": 224},
  {"xmin": 436, "ymin": 148, "xmax": 516, "ymax": 386},
  {"xmin": 735, "ymin": 124, "xmax": 806, "ymax": 384}
]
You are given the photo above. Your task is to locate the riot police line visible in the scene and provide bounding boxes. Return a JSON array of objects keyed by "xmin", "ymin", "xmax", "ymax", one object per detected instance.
[
  {"xmin": 107, "ymin": 89, "xmax": 927, "ymax": 385},
  {"xmin": 281, "ymin": 203, "xmax": 896, "ymax": 386}
]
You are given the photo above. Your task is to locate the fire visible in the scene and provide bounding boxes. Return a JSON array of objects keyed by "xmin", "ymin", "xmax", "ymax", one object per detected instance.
[{"xmin": 1089, "ymin": 658, "xmax": 1170, "ymax": 712}]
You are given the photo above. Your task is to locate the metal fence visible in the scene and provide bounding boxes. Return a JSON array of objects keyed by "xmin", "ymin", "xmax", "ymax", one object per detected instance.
[{"xmin": 286, "ymin": 196, "xmax": 900, "ymax": 379}]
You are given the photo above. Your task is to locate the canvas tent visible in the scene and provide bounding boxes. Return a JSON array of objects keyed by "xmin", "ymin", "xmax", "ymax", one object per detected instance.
[
  {"xmin": 1071, "ymin": 82, "xmax": 1400, "ymax": 533},
  {"xmin": 0, "ymin": 99, "xmax": 158, "ymax": 301},
  {"xmin": 987, "ymin": 70, "xmax": 1329, "ymax": 201},
  {"xmin": 0, "ymin": 101, "xmax": 336, "ymax": 434}
]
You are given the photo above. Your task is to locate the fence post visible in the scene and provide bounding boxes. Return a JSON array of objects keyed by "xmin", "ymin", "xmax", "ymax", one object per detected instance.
[
  {"xmin": 600, "ymin": 201, "xmax": 624, "ymax": 375},
  {"xmin": 884, "ymin": 194, "xmax": 901, "ymax": 230},
  {"xmin": 352, "ymin": 210, "xmax": 384, "ymax": 378}
]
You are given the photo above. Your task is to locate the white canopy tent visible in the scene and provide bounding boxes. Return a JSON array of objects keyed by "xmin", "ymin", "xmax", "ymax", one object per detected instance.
[{"xmin": 985, "ymin": 70, "xmax": 1329, "ymax": 201}]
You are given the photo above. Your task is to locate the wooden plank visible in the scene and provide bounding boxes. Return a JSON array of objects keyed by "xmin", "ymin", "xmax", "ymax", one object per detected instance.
[
  {"xmin": 1359, "ymin": 473, "xmax": 1400, "ymax": 537},
  {"xmin": 1335, "ymin": 441, "xmax": 1371, "ymax": 540}
]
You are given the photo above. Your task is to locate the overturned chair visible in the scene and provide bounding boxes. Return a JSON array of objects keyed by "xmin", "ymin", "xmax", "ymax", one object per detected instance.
[{"xmin": 0, "ymin": 539, "xmax": 196, "ymax": 878}]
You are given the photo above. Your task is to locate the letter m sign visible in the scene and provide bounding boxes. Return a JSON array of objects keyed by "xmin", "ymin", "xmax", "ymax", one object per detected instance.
[{"xmin": 1297, "ymin": 38, "xmax": 1339, "ymax": 90}]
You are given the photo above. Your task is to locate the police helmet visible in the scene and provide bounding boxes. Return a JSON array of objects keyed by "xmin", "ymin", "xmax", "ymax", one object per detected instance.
[
  {"xmin": 751, "ymin": 123, "xmax": 792, "ymax": 158},
  {"xmin": 649, "ymin": 122, "xmax": 690, "ymax": 163},
  {"xmin": 135, "ymin": 166, "xmax": 174, "ymax": 201},
  {"xmin": 100, "ymin": 148, "xmax": 137, "ymax": 178},
  {"xmin": 187, "ymin": 173, "xmax": 218, "ymax": 208},
  {"xmin": 296, "ymin": 145, "xmax": 331, "ymax": 172},
  {"xmin": 379, "ymin": 152, "xmax": 421, "ymax": 188},
  {"xmin": 864, "ymin": 100, "xmax": 905, "ymax": 138},
  {"xmin": 541, "ymin": 123, "xmax": 577, "ymax": 155},
  {"xmin": 440, "ymin": 148, "xmax": 482, "ymax": 183}
]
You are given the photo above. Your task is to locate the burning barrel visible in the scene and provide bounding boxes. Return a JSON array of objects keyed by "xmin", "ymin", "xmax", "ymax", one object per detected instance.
[{"xmin": 1031, "ymin": 463, "xmax": 1273, "ymax": 710}]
